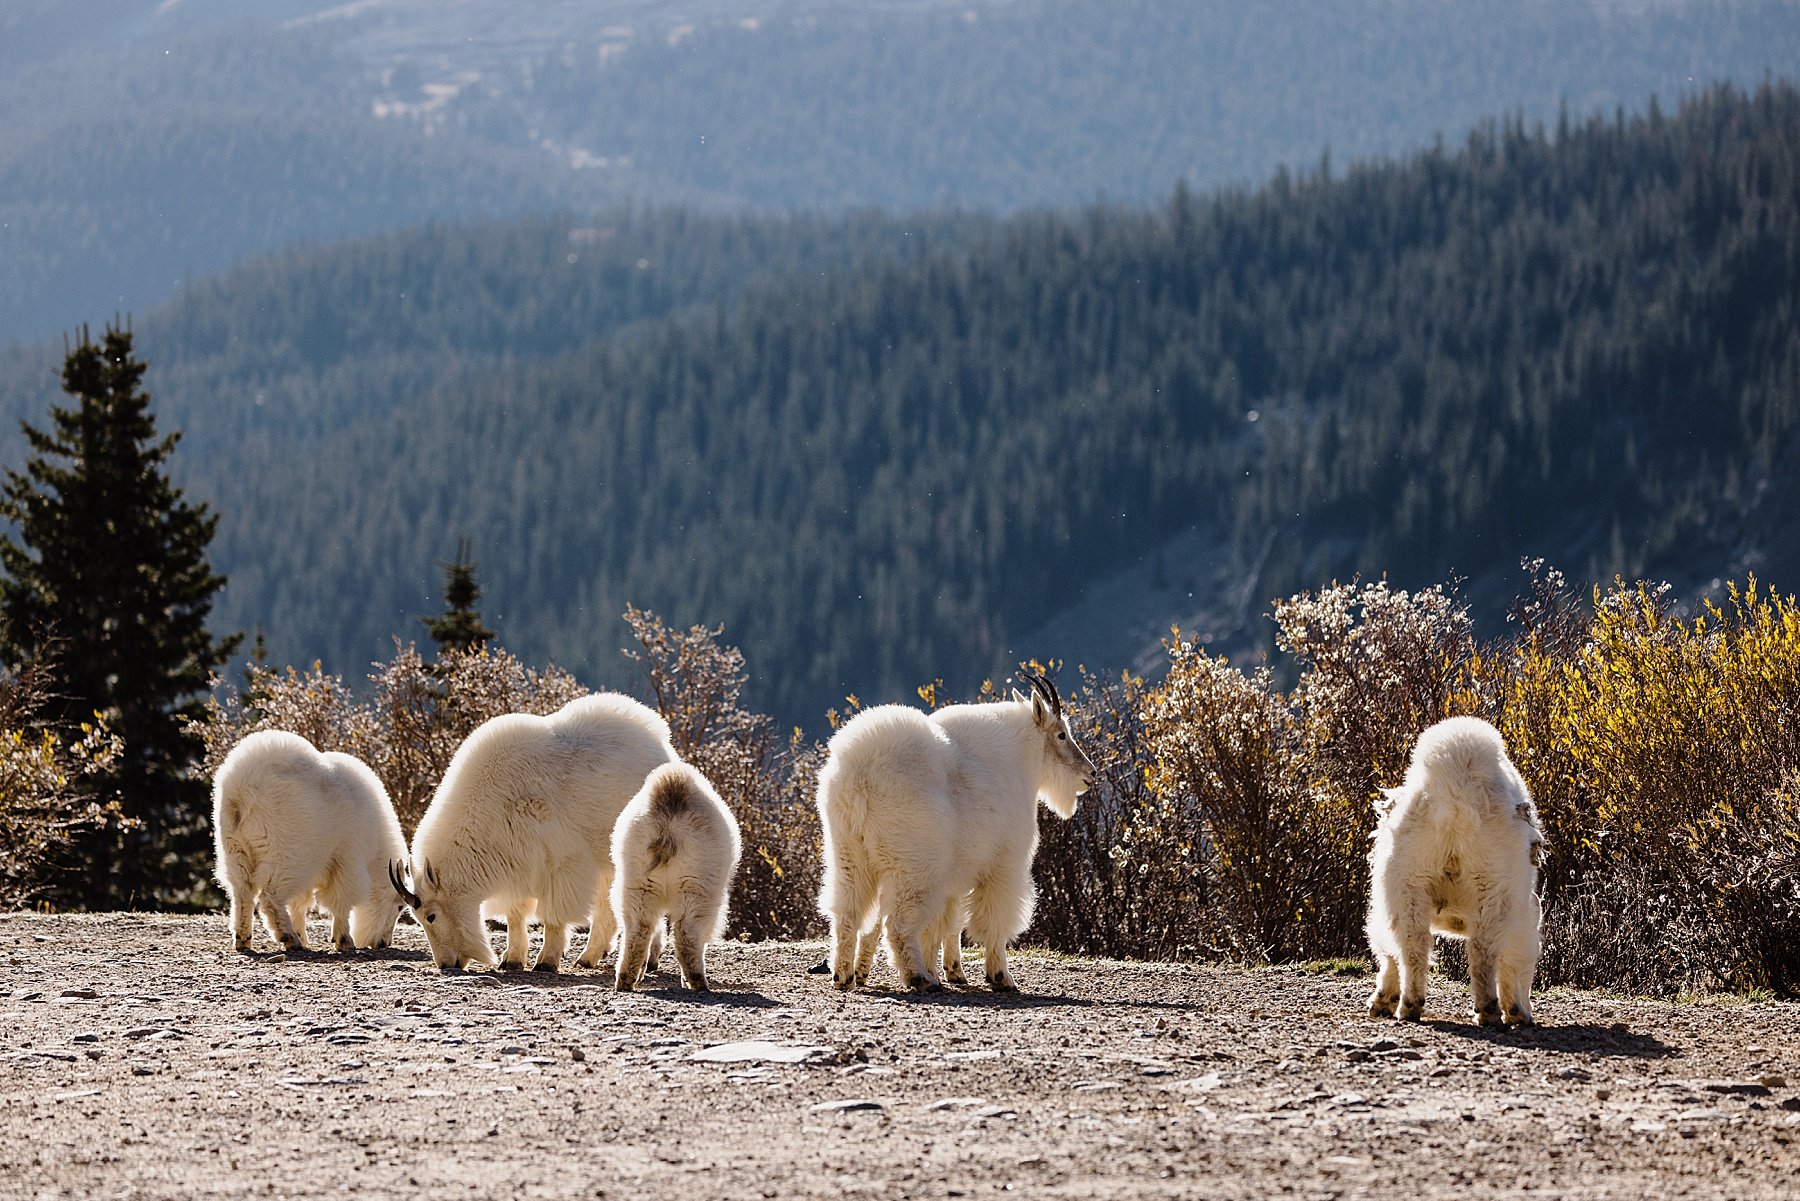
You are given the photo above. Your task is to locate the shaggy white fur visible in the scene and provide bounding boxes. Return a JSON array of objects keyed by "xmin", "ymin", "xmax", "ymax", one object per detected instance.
[
  {"xmin": 394, "ymin": 693, "xmax": 675, "ymax": 971},
  {"xmin": 212, "ymin": 730, "xmax": 406, "ymax": 953},
  {"xmin": 1366, "ymin": 716, "xmax": 1545, "ymax": 1026},
  {"xmin": 610, "ymin": 762, "xmax": 741, "ymax": 992},
  {"xmin": 816, "ymin": 675, "xmax": 1093, "ymax": 993}
]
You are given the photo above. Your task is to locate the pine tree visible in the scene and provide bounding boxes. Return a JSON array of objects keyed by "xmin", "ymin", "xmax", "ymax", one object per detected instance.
[
  {"xmin": 0, "ymin": 323, "xmax": 239, "ymax": 908},
  {"xmin": 422, "ymin": 536, "xmax": 495, "ymax": 655}
]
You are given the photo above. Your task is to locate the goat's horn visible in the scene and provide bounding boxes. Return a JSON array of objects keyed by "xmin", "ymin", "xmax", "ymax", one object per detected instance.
[
  {"xmin": 388, "ymin": 859, "xmax": 421, "ymax": 909},
  {"xmin": 1021, "ymin": 668, "xmax": 1062, "ymax": 717}
]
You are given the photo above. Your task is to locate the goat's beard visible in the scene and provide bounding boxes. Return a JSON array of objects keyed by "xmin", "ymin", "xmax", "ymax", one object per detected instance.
[{"xmin": 1039, "ymin": 776, "xmax": 1081, "ymax": 819}]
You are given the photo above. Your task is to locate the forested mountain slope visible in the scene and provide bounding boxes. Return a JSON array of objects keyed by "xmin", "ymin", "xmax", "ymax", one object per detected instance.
[
  {"xmin": 5, "ymin": 0, "xmax": 1796, "ymax": 345},
  {"xmin": 46, "ymin": 82, "xmax": 1787, "ymax": 725}
]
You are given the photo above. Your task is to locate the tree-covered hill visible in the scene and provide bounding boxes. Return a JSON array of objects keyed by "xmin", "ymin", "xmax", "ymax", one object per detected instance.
[
  {"xmin": 5, "ymin": 0, "xmax": 1797, "ymax": 346},
  {"xmin": 29, "ymin": 81, "xmax": 1784, "ymax": 726}
]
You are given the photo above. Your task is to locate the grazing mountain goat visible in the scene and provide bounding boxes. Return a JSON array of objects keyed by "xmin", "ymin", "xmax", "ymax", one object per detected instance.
[
  {"xmin": 817, "ymin": 672, "xmax": 1094, "ymax": 993},
  {"xmin": 212, "ymin": 731, "xmax": 406, "ymax": 953},
  {"xmin": 388, "ymin": 694, "xmax": 675, "ymax": 971},
  {"xmin": 610, "ymin": 762, "xmax": 741, "ymax": 992},
  {"xmin": 1366, "ymin": 716, "xmax": 1546, "ymax": 1027}
]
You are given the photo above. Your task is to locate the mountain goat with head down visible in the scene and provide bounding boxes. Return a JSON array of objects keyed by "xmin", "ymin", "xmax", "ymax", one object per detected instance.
[
  {"xmin": 1367, "ymin": 715, "xmax": 1545, "ymax": 1027},
  {"xmin": 610, "ymin": 761, "xmax": 741, "ymax": 992},
  {"xmin": 816, "ymin": 671, "xmax": 1094, "ymax": 993},
  {"xmin": 388, "ymin": 693, "xmax": 676, "ymax": 971},
  {"xmin": 212, "ymin": 730, "xmax": 406, "ymax": 953}
]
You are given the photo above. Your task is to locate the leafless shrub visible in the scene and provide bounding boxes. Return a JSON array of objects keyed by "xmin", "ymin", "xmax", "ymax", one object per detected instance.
[
  {"xmin": 1027, "ymin": 667, "xmax": 1213, "ymax": 959},
  {"xmin": 367, "ymin": 643, "xmax": 587, "ymax": 831},
  {"xmin": 623, "ymin": 607, "xmax": 822, "ymax": 940},
  {"xmin": 194, "ymin": 643, "xmax": 588, "ymax": 837}
]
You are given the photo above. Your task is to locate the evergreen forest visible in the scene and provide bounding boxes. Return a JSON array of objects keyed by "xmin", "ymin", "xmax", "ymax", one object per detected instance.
[{"xmin": 3, "ymin": 82, "xmax": 1797, "ymax": 727}]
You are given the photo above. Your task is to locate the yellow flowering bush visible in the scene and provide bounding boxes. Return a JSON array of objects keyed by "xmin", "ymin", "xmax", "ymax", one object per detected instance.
[
  {"xmin": 1478, "ymin": 575, "xmax": 1800, "ymax": 993},
  {"xmin": 0, "ymin": 658, "xmax": 125, "ymax": 907}
]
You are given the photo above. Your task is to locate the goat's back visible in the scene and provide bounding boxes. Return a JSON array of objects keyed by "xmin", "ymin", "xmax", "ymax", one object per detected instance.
[
  {"xmin": 1376, "ymin": 716, "xmax": 1539, "ymax": 883},
  {"xmin": 1403, "ymin": 716, "xmax": 1525, "ymax": 821},
  {"xmin": 816, "ymin": 704, "xmax": 955, "ymax": 834},
  {"xmin": 413, "ymin": 692, "xmax": 675, "ymax": 882},
  {"xmin": 212, "ymin": 731, "xmax": 400, "ymax": 885},
  {"xmin": 613, "ymin": 763, "xmax": 741, "ymax": 916}
]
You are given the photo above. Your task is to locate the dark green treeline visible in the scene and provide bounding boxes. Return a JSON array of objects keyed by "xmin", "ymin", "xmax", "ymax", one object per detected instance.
[{"xmin": 13, "ymin": 82, "xmax": 1797, "ymax": 725}]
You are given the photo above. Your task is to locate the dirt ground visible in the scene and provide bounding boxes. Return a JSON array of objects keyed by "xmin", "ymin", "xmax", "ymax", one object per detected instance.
[{"xmin": 2, "ymin": 912, "xmax": 1797, "ymax": 1200}]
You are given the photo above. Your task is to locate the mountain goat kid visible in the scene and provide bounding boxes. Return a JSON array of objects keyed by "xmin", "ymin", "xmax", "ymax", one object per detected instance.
[
  {"xmin": 388, "ymin": 693, "xmax": 675, "ymax": 972},
  {"xmin": 212, "ymin": 730, "xmax": 406, "ymax": 953},
  {"xmin": 1367, "ymin": 716, "xmax": 1546, "ymax": 1027},
  {"xmin": 610, "ymin": 762, "xmax": 741, "ymax": 992},
  {"xmin": 817, "ymin": 672, "xmax": 1094, "ymax": 993}
]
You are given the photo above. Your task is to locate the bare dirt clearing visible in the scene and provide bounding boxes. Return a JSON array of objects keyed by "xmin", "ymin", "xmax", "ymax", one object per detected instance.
[{"xmin": 2, "ymin": 913, "xmax": 1797, "ymax": 1200}]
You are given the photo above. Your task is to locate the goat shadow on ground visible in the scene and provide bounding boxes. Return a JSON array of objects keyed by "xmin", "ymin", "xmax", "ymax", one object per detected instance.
[
  {"xmin": 835, "ymin": 985, "xmax": 1098, "ymax": 1011},
  {"xmin": 623, "ymin": 980, "xmax": 787, "ymax": 1009},
  {"xmin": 1421, "ymin": 1018, "xmax": 1673, "ymax": 1059},
  {"xmin": 421, "ymin": 965, "xmax": 786, "ymax": 1008},
  {"xmin": 235, "ymin": 944, "xmax": 435, "ymax": 964}
]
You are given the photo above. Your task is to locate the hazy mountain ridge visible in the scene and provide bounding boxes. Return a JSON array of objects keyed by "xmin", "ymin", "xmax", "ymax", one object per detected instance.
[{"xmin": 4, "ymin": 0, "xmax": 1795, "ymax": 345}]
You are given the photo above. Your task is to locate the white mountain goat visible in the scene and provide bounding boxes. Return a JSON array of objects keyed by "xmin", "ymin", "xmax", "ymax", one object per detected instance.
[
  {"xmin": 816, "ymin": 671, "xmax": 1094, "ymax": 992},
  {"xmin": 610, "ymin": 762, "xmax": 741, "ymax": 992},
  {"xmin": 212, "ymin": 730, "xmax": 406, "ymax": 953},
  {"xmin": 387, "ymin": 693, "xmax": 675, "ymax": 971},
  {"xmin": 1366, "ymin": 716, "xmax": 1546, "ymax": 1027}
]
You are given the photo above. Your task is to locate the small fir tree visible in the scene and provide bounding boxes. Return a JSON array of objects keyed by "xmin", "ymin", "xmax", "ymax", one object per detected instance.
[
  {"xmin": 422, "ymin": 536, "xmax": 495, "ymax": 655},
  {"xmin": 0, "ymin": 323, "xmax": 239, "ymax": 908}
]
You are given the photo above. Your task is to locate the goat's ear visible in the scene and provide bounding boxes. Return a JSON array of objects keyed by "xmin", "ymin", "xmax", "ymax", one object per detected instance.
[
  {"xmin": 1031, "ymin": 690, "xmax": 1049, "ymax": 726},
  {"xmin": 1010, "ymin": 687, "xmax": 1025, "ymax": 703}
]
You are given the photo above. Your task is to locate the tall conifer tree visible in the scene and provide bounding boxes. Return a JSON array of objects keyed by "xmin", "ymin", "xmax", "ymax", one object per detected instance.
[
  {"xmin": 0, "ymin": 323, "xmax": 239, "ymax": 907},
  {"xmin": 422, "ymin": 536, "xmax": 495, "ymax": 655}
]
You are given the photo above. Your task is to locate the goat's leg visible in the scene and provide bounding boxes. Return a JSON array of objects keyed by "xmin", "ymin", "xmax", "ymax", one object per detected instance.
[
  {"xmin": 1467, "ymin": 936, "xmax": 1503, "ymax": 1027},
  {"xmin": 499, "ymin": 906, "xmax": 532, "ymax": 970},
  {"xmin": 1367, "ymin": 953, "xmax": 1401, "ymax": 1018},
  {"xmin": 937, "ymin": 902, "xmax": 967, "ymax": 986},
  {"xmin": 577, "ymin": 866, "xmax": 616, "ymax": 968},
  {"xmin": 645, "ymin": 920, "xmax": 665, "ymax": 975},
  {"xmin": 1497, "ymin": 919, "xmax": 1541, "ymax": 1027},
  {"xmin": 328, "ymin": 906, "xmax": 353, "ymax": 952},
  {"xmin": 673, "ymin": 912, "xmax": 712, "ymax": 992},
  {"xmin": 535, "ymin": 922, "xmax": 568, "ymax": 973},
  {"xmin": 261, "ymin": 895, "xmax": 303, "ymax": 952},
  {"xmin": 285, "ymin": 899, "xmax": 312, "ymax": 950},
  {"xmin": 614, "ymin": 917, "xmax": 657, "ymax": 991},
  {"xmin": 1395, "ymin": 907, "xmax": 1432, "ymax": 1021},
  {"xmin": 853, "ymin": 925, "xmax": 881, "ymax": 986},
  {"xmin": 883, "ymin": 889, "xmax": 941, "ymax": 993},
  {"xmin": 968, "ymin": 869, "xmax": 1033, "ymax": 993},
  {"xmin": 825, "ymin": 858, "xmax": 877, "ymax": 990},
  {"xmin": 223, "ymin": 875, "xmax": 255, "ymax": 952}
]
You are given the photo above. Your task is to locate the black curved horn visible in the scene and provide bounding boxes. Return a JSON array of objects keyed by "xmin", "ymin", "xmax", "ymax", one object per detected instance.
[
  {"xmin": 387, "ymin": 859, "xmax": 421, "ymax": 909},
  {"xmin": 1021, "ymin": 668, "xmax": 1062, "ymax": 716}
]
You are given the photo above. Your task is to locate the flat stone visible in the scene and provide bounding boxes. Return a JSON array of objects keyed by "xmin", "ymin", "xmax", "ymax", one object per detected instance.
[
  {"xmin": 810, "ymin": 1098, "xmax": 884, "ymax": 1113},
  {"xmin": 1699, "ymin": 1080, "xmax": 1772, "ymax": 1097},
  {"xmin": 926, "ymin": 1097, "xmax": 989, "ymax": 1111},
  {"xmin": 687, "ymin": 1040, "xmax": 830, "ymax": 1064}
]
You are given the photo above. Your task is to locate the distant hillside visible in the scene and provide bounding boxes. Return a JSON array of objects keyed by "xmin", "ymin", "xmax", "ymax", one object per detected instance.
[
  {"xmin": 5, "ymin": 83, "xmax": 1787, "ymax": 725},
  {"xmin": 4, "ymin": 0, "xmax": 1797, "ymax": 345}
]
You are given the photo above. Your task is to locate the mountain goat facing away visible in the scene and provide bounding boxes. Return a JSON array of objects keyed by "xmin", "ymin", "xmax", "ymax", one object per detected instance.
[
  {"xmin": 388, "ymin": 693, "xmax": 676, "ymax": 971},
  {"xmin": 1367, "ymin": 716, "xmax": 1545, "ymax": 1027},
  {"xmin": 610, "ymin": 762, "xmax": 741, "ymax": 992},
  {"xmin": 817, "ymin": 672, "xmax": 1094, "ymax": 993},
  {"xmin": 212, "ymin": 730, "xmax": 406, "ymax": 953}
]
